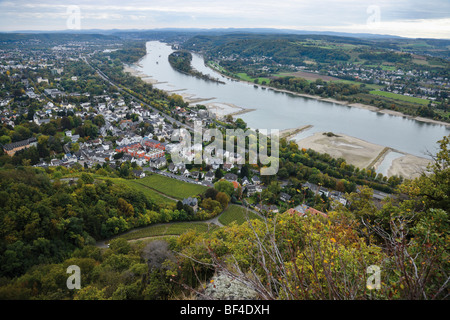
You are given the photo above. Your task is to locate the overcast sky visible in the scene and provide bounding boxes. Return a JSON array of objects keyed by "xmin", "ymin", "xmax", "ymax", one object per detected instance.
[{"xmin": 0, "ymin": 0, "xmax": 449, "ymax": 38}]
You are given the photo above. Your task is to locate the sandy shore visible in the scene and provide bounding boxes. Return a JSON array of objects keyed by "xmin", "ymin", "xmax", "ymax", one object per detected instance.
[
  {"xmin": 204, "ymin": 102, "xmax": 253, "ymax": 118},
  {"xmin": 296, "ymin": 132, "xmax": 386, "ymax": 169},
  {"xmin": 122, "ymin": 60, "xmax": 438, "ymax": 180},
  {"xmin": 387, "ymin": 154, "xmax": 431, "ymax": 179},
  {"xmin": 123, "ymin": 64, "xmax": 158, "ymax": 84},
  {"xmin": 280, "ymin": 125, "xmax": 313, "ymax": 140},
  {"xmin": 296, "ymin": 131, "xmax": 433, "ymax": 179}
]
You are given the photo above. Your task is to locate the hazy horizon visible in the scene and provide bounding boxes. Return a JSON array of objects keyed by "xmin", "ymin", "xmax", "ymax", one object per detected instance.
[{"xmin": 0, "ymin": 0, "xmax": 449, "ymax": 39}]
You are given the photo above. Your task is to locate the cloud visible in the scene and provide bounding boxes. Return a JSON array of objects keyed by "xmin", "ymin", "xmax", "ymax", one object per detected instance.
[{"xmin": 0, "ymin": 0, "xmax": 448, "ymax": 38}]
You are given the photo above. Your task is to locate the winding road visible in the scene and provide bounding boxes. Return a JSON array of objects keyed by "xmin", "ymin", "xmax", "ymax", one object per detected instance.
[{"xmin": 95, "ymin": 204, "xmax": 264, "ymax": 248}]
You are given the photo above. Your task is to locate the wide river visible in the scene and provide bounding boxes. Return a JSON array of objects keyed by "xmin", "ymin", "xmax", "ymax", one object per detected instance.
[{"xmin": 133, "ymin": 41, "xmax": 449, "ymax": 161}]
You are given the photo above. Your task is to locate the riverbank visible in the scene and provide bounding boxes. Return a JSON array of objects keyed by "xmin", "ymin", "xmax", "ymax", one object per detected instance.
[
  {"xmin": 295, "ymin": 131, "xmax": 431, "ymax": 178},
  {"xmin": 265, "ymin": 86, "xmax": 449, "ymax": 128},
  {"xmin": 387, "ymin": 154, "xmax": 431, "ymax": 179},
  {"xmin": 202, "ymin": 102, "xmax": 255, "ymax": 118},
  {"xmin": 206, "ymin": 63, "xmax": 450, "ymax": 128},
  {"xmin": 280, "ymin": 125, "xmax": 313, "ymax": 140},
  {"xmin": 296, "ymin": 132, "xmax": 386, "ymax": 169},
  {"xmin": 124, "ymin": 64, "xmax": 159, "ymax": 85},
  {"xmin": 124, "ymin": 50, "xmax": 437, "ymax": 180}
]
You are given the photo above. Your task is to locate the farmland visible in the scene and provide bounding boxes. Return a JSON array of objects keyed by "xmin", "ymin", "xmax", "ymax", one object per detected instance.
[
  {"xmin": 218, "ymin": 204, "xmax": 263, "ymax": 225},
  {"xmin": 97, "ymin": 176, "xmax": 176, "ymax": 205},
  {"xmin": 137, "ymin": 174, "xmax": 208, "ymax": 200},
  {"xmin": 369, "ymin": 90, "xmax": 430, "ymax": 105},
  {"xmin": 115, "ymin": 222, "xmax": 217, "ymax": 241}
]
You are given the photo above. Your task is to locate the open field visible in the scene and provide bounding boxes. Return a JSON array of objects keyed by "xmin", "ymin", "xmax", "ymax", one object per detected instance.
[
  {"xmin": 207, "ymin": 60, "xmax": 227, "ymax": 73},
  {"xmin": 275, "ymin": 71, "xmax": 340, "ymax": 82},
  {"xmin": 95, "ymin": 176, "xmax": 176, "ymax": 205},
  {"xmin": 235, "ymin": 72, "xmax": 271, "ymax": 84},
  {"xmin": 334, "ymin": 79, "xmax": 383, "ymax": 90},
  {"xmin": 116, "ymin": 222, "xmax": 217, "ymax": 241},
  {"xmin": 138, "ymin": 174, "xmax": 208, "ymax": 200},
  {"xmin": 218, "ymin": 205, "xmax": 263, "ymax": 225},
  {"xmin": 273, "ymin": 72, "xmax": 382, "ymax": 90},
  {"xmin": 369, "ymin": 90, "xmax": 429, "ymax": 105}
]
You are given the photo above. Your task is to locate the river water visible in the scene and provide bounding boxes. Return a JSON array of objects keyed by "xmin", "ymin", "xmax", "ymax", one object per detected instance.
[{"xmin": 133, "ymin": 41, "xmax": 449, "ymax": 161}]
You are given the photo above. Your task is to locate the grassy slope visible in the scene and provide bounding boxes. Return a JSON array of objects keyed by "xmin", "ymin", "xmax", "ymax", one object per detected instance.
[
  {"xmin": 218, "ymin": 204, "xmax": 263, "ymax": 225},
  {"xmin": 97, "ymin": 176, "xmax": 176, "ymax": 205},
  {"xmin": 116, "ymin": 222, "xmax": 217, "ymax": 240},
  {"xmin": 369, "ymin": 90, "xmax": 429, "ymax": 105},
  {"xmin": 138, "ymin": 174, "xmax": 208, "ymax": 200}
]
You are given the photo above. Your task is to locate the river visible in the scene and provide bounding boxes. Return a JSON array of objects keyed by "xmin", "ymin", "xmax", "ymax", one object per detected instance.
[{"xmin": 131, "ymin": 41, "xmax": 449, "ymax": 169}]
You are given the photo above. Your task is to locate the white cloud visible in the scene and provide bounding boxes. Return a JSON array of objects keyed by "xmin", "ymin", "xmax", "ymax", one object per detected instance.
[
  {"xmin": 313, "ymin": 18, "xmax": 450, "ymax": 38},
  {"xmin": 0, "ymin": 0, "xmax": 448, "ymax": 38}
]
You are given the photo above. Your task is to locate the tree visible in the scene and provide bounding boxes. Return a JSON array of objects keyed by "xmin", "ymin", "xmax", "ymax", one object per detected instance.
[
  {"xmin": 214, "ymin": 168, "xmax": 223, "ymax": 180},
  {"xmin": 201, "ymin": 198, "xmax": 222, "ymax": 215},
  {"xmin": 235, "ymin": 118, "xmax": 247, "ymax": 130},
  {"xmin": 214, "ymin": 180, "xmax": 234, "ymax": 197},
  {"xmin": 240, "ymin": 164, "xmax": 249, "ymax": 178},
  {"xmin": 81, "ymin": 173, "xmax": 94, "ymax": 184},
  {"xmin": 108, "ymin": 238, "xmax": 131, "ymax": 255},
  {"xmin": 215, "ymin": 192, "xmax": 230, "ymax": 209},
  {"xmin": 205, "ymin": 188, "xmax": 219, "ymax": 200}
]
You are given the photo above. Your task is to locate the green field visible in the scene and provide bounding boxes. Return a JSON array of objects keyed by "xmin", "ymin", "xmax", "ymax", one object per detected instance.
[
  {"xmin": 271, "ymin": 73, "xmax": 382, "ymax": 90},
  {"xmin": 235, "ymin": 72, "xmax": 271, "ymax": 85},
  {"xmin": 116, "ymin": 222, "xmax": 217, "ymax": 240},
  {"xmin": 98, "ymin": 177, "xmax": 176, "ymax": 205},
  {"xmin": 333, "ymin": 79, "xmax": 382, "ymax": 90},
  {"xmin": 218, "ymin": 204, "xmax": 263, "ymax": 225},
  {"xmin": 369, "ymin": 90, "xmax": 429, "ymax": 105},
  {"xmin": 138, "ymin": 174, "xmax": 207, "ymax": 200},
  {"xmin": 363, "ymin": 64, "xmax": 397, "ymax": 71}
]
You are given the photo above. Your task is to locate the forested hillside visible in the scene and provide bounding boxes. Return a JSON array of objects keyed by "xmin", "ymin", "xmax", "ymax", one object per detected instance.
[{"xmin": 0, "ymin": 136, "xmax": 448, "ymax": 300}]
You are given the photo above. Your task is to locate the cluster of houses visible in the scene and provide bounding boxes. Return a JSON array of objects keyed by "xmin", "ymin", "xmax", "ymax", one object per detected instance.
[
  {"xmin": 0, "ymin": 40, "xmax": 360, "ymax": 219},
  {"xmin": 328, "ymin": 64, "xmax": 448, "ymax": 101},
  {"xmin": 216, "ymin": 50, "xmax": 448, "ymax": 103},
  {"xmin": 301, "ymin": 182, "xmax": 348, "ymax": 206},
  {"xmin": 115, "ymin": 137, "xmax": 167, "ymax": 168}
]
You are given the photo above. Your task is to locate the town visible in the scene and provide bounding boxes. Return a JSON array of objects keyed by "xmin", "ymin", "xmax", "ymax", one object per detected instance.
[
  {"xmin": 0, "ymin": 34, "xmax": 356, "ymax": 221},
  {"xmin": 0, "ymin": 28, "xmax": 447, "ymax": 303}
]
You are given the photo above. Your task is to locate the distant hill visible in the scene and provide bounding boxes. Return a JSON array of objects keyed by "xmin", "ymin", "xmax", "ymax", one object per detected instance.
[
  {"xmin": 0, "ymin": 32, "xmax": 118, "ymax": 42},
  {"xmin": 0, "ymin": 27, "xmax": 419, "ymax": 40}
]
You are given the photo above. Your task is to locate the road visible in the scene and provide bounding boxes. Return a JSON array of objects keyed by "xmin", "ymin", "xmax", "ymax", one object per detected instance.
[
  {"xmin": 94, "ymin": 200, "xmax": 266, "ymax": 249},
  {"xmin": 95, "ymin": 216, "xmax": 224, "ymax": 249}
]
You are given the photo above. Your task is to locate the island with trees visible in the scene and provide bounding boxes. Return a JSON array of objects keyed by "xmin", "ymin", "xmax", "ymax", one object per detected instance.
[{"xmin": 168, "ymin": 50, "xmax": 225, "ymax": 84}]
